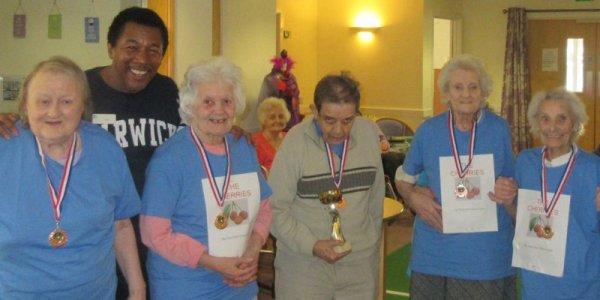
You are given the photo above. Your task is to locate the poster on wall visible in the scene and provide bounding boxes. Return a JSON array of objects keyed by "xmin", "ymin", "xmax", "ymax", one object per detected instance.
[
  {"xmin": 13, "ymin": 0, "xmax": 26, "ymax": 38},
  {"xmin": 13, "ymin": 14, "xmax": 26, "ymax": 38},
  {"xmin": 542, "ymin": 48, "xmax": 559, "ymax": 72},
  {"xmin": 85, "ymin": 17, "xmax": 99, "ymax": 43},
  {"xmin": 48, "ymin": 14, "xmax": 62, "ymax": 39},
  {"xmin": 2, "ymin": 76, "xmax": 23, "ymax": 101}
]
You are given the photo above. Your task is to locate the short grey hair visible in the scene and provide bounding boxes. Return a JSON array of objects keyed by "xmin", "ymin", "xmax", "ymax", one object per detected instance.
[
  {"xmin": 18, "ymin": 56, "xmax": 92, "ymax": 128},
  {"xmin": 178, "ymin": 57, "xmax": 246, "ymax": 124},
  {"xmin": 527, "ymin": 87, "xmax": 588, "ymax": 143},
  {"xmin": 257, "ymin": 97, "xmax": 290, "ymax": 126},
  {"xmin": 438, "ymin": 54, "xmax": 493, "ymax": 106}
]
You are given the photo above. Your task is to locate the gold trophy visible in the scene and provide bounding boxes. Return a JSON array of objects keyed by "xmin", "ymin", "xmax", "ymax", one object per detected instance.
[{"xmin": 319, "ymin": 188, "xmax": 352, "ymax": 253}]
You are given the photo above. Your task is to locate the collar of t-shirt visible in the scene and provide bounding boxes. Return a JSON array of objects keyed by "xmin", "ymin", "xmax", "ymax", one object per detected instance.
[
  {"xmin": 54, "ymin": 149, "xmax": 83, "ymax": 166},
  {"xmin": 314, "ymin": 119, "xmax": 344, "ymax": 157},
  {"xmin": 544, "ymin": 145, "xmax": 577, "ymax": 167}
]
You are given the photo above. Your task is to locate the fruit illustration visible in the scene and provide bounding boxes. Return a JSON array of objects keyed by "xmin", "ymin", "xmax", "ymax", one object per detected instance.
[
  {"xmin": 226, "ymin": 201, "xmax": 248, "ymax": 225},
  {"xmin": 529, "ymin": 216, "xmax": 539, "ymax": 231},
  {"xmin": 214, "ymin": 214, "xmax": 228, "ymax": 229},
  {"xmin": 533, "ymin": 224, "xmax": 544, "ymax": 237},
  {"xmin": 466, "ymin": 190, "xmax": 475, "ymax": 199},
  {"xmin": 231, "ymin": 211, "xmax": 245, "ymax": 224},
  {"xmin": 529, "ymin": 215, "xmax": 554, "ymax": 239}
]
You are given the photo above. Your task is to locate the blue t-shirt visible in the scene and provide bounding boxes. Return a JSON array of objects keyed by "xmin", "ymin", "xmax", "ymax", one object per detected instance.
[
  {"xmin": 142, "ymin": 128, "xmax": 271, "ymax": 300},
  {"xmin": 0, "ymin": 122, "xmax": 140, "ymax": 299},
  {"xmin": 402, "ymin": 110, "xmax": 515, "ymax": 280},
  {"xmin": 516, "ymin": 147, "xmax": 600, "ymax": 300}
]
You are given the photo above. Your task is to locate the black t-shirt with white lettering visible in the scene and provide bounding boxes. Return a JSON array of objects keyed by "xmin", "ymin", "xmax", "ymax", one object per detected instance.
[{"xmin": 86, "ymin": 67, "xmax": 181, "ymax": 194}]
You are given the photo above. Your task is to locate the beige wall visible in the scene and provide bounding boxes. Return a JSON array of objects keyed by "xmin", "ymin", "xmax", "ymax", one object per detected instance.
[
  {"xmin": 276, "ymin": 0, "xmax": 597, "ymax": 130},
  {"xmin": 277, "ymin": 0, "xmax": 318, "ymax": 115},
  {"xmin": 0, "ymin": 0, "xmax": 121, "ymax": 73},
  {"xmin": 0, "ymin": 0, "xmax": 122, "ymax": 113},
  {"xmin": 3, "ymin": 0, "xmax": 596, "ymax": 129},
  {"xmin": 277, "ymin": 0, "xmax": 430, "ymax": 130},
  {"xmin": 319, "ymin": 0, "xmax": 426, "ymax": 130},
  {"xmin": 175, "ymin": 0, "xmax": 277, "ymax": 132},
  {"xmin": 0, "ymin": 0, "xmax": 275, "ymax": 131},
  {"xmin": 221, "ymin": 0, "xmax": 276, "ymax": 132},
  {"xmin": 173, "ymin": 0, "xmax": 213, "ymax": 84}
]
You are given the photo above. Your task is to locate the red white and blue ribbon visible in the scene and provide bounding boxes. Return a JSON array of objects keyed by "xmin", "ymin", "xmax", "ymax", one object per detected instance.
[
  {"xmin": 325, "ymin": 138, "xmax": 349, "ymax": 190},
  {"xmin": 190, "ymin": 127, "xmax": 231, "ymax": 208},
  {"xmin": 35, "ymin": 133, "xmax": 77, "ymax": 223},
  {"xmin": 541, "ymin": 146, "xmax": 576, "ymax": 218},
  {"xmin": 447, "ymin": 111, "xmax": 477, "ymax": 180}
]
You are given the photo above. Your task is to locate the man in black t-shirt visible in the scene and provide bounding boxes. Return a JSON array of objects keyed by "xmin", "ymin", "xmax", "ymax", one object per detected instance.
[{"xmin": 88, "ymin": 7, "xmax": 180, "ymax": 299}]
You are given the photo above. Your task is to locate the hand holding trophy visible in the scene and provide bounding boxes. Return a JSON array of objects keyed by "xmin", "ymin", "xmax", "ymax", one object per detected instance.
[{"xmin": 319, "ymin": 188, "xmax": 352, "ymax": 253}]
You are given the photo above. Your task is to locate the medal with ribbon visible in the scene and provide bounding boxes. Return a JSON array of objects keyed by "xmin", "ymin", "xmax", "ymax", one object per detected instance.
[
  {"xmin": 539, "ymin": 146, "xmax": 576, "ymax": 239},
  {"xmin": 36, "ymin": 133, "xmax": 77, "ymax": 248},
  {"xmin": 321, "ymin": 139, "xmax": 349, "ymax": 209},
  {"xmin": 448, "ymin": 111, "xmax": 477, "ymax": 198},
  {"xmin": 190, "ymin": 127, "xmax": 231, "ymax": 230}
]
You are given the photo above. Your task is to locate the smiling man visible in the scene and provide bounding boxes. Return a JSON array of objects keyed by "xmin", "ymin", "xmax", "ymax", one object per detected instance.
[
  {"xmin": 269, "ymin": 73, "xmax": 385, "ymax": 299},
  {"xmin": 87, "ymin": 7, "xmax": 180, "ymax": 194},
  {"xmin": 84, "ymin": 7, "xmax": 180, "ymax": 299}
]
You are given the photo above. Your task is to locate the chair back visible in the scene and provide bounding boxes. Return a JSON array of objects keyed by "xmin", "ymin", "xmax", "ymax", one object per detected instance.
[{"xmin": 375, "ymin": 118, "xmax": 414, "ymax": 137}]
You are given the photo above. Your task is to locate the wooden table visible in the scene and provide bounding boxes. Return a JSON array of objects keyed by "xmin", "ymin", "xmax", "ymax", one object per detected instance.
[{"xmin": 378, "ymin": 197, "xmax": 404, "ymax": 300}]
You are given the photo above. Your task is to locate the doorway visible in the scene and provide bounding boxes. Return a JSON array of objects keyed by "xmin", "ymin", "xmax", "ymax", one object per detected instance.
[
  {"xmin": 433, "ymin": 18, "xmax": 461, "ymax": 116},
  {"xmin": 528, "ymin": 19, "xmax": 600, "ymax": 152}
]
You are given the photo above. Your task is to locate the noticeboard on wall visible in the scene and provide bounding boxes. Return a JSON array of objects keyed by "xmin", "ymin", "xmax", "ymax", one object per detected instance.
[{"xmin": 1, "ymin": 76, "xmax": 23, "ymax": 102}]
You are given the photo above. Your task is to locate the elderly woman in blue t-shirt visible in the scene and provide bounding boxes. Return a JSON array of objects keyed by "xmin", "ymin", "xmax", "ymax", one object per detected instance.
[
  {"xmin": 140, "ymin": 57, "xmax": 272, "ymax": 300},
  {"xmin": 510, "ymin": 88, "xmax": 600, "ymax": 299},
  {"xmin": 0, "ymin": 56, "xmax": 144, "ymax": 299},
  {"xmin": 396, "ymin": 54, "xmax": 517, "ymax": 299}
]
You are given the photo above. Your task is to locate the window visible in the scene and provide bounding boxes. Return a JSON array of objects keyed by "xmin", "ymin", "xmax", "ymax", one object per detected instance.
[{"xmin": 565, "ymin": 38, "xmax": 584, "ymax": 92}]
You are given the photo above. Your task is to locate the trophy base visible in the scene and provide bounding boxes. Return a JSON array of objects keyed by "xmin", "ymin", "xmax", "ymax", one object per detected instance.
[{"xmin": 333, "ymin": 241, "xmax": 352, "ymax": 253}]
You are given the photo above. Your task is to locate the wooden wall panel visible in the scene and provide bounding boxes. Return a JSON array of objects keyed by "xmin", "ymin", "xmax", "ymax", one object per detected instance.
[{"xmin": 147, "ymin": 0, "xmax": 174, "ymax": 77}]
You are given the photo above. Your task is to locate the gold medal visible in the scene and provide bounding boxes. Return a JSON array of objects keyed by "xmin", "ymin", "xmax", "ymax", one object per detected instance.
[
  {"xmin": 48, "ymin": 228, "xmax": 68, "ymax": 247},
  {"xmin": 319, "ymin": 188, "xmax": 342, "ymax": 205},
  {"xmin": 542, "ymin": 224, "xmax": 554, "ymax": 239},
  {"xmin": 36, "ymin": 134, "xmax": 77, "ymax": 250},
  {"xmin": 214, "ymin": 214, "xmax": 228, "ymax": 230}
]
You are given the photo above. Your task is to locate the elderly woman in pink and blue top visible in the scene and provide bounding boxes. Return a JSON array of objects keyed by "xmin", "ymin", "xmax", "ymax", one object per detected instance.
[
  {"xmin": 0, "ymin": 56, "xmax": 144, "ymax": 299},
  {"xmin": 139, "ymin": 57, "xmax": 272, "ymax": 300},
  {"xmin": 396, "ymin": 54, "xmax": 518, "ymax": 299},
  {"xmin": 509, "ymin": 88, "xmax": 600, "ymax": 299}
]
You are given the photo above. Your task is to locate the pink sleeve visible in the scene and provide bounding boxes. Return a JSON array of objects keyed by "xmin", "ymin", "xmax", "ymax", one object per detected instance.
[
  {"xmin": 253, "ymin": 198, "xmax": 272, "ymax": 245},
  {"xmin": 139, "ymin": 215, "xmax": 207, "ymax": 268}
]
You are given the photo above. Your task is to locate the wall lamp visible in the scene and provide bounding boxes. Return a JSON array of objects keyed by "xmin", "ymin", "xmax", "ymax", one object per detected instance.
[{"xmin": 351, "ymin": 12, "xmax": 381, "ymax": 41}]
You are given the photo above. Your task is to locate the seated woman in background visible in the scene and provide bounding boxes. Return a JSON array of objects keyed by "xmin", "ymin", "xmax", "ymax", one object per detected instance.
[
  {"xmin": 0, "ymin": 56, "xmax": 144, "ymax": 299},
  {"xmin": 510, "ymin": 88, "xmax": 600, "ymax": 299},
  {"xmin": 140, "ymin": 57, "xmax": 272, "ymax": 300},
  {"xmin": 252, "ymin": 97, "xmax": 290, "ymax": 172}
]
